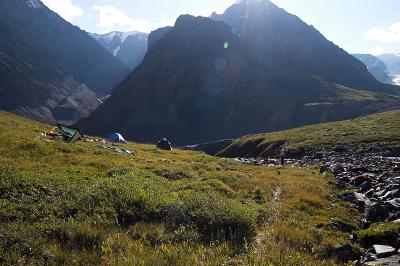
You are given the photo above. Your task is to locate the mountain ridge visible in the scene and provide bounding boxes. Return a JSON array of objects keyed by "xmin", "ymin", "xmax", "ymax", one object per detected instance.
[
  {"xmin": 77, "ymin": 2, "xmax": 400, "ymax": 144},
  {"xmin": 0, "ymin": 0, "xmax": 129, "ymax": 124},
  {"xmin": 91, "ymin": 31, "xmax": 148, "ymax": 69}
]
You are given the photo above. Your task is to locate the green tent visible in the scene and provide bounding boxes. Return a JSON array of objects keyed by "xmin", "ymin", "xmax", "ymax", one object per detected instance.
[{"xmin": 57, "ymin": 124, "xmax": 83, "ymax": 143}]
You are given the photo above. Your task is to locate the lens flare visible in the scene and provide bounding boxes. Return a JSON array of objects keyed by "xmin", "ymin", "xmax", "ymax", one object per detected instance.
[{"xmin": 224, "ymin": 42, "xmax": 229, "ymax": 49}]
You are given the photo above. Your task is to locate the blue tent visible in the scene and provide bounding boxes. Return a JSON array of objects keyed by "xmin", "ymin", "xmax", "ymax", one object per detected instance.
[{"xmin": 107, "ymin": 133, "xmax": 127, "ymax": 143}]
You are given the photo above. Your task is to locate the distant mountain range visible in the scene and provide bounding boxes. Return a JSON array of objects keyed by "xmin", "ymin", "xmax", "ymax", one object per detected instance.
[
  {"xmin": 379, "ymin": 54, "xmax": 400, "ymax": 86},
  {"xmin": 353, "ymin": 53, "xmax": 400, "ymax": 86},
  {"xmin": 0, "ymin": 0, "xmax": 129, "ymax": 124},
  {"xmin": 90, "ymin": 31, "xmax": 148, "ymax": 70},
  {"xmin": 77, "ymin": 0, "xmax": 400, "ymax": 145},
  {"xmin": 352, "ymin": 54, "xmax": 392, "ymax": 84}
]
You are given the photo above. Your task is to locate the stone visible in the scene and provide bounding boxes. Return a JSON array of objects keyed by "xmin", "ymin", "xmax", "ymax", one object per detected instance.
[
  {"xmin": 365, "ymin": 255, "xmax": 400, "ymax": 266},
  {"xmin": 381, "ymin": 189, "xmax": 400, "ymax": 201},
  {"xmin": 387, "ymin": 199, "xmax": 400, "ymax": 209},
  {"xmin": 350, "ymin": 175, "xmax": 373, "ymax": 186},
  {"xmin": 365, "ymin": 202, "xmax": 391, "ymax": 223},
  {"xmin": 359, "ymin": 181, "xmax": 372, "ymax": 193},
  {"xmin": 354, "ymin": 192, "xmax": 373, "ymax": 211},
  {"xmin": 373, "ymin": 245, "xmax": 397, "ymax": 258}
]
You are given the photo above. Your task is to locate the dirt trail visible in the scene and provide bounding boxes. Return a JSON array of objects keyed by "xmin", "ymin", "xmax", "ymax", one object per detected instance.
[{"xmin": 254, "ymin": 186, "xmax": 282, "ymax": 251}]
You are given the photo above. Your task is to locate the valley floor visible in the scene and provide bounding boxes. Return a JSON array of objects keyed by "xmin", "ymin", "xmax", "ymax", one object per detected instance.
[{"xmin": 0, "ymin": 111, "xmax": 380, "ymax": 265}]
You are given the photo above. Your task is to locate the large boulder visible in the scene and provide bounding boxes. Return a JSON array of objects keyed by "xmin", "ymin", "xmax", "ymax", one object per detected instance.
[{"xmin": 373, "ymin": 245, "xmax": 397, "ymax": 258}]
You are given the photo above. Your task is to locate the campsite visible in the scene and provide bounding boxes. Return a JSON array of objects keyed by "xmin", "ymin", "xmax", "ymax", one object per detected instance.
[
  {"xmin": 1, "ymin": 0, "xmax": 400, "ymax": 265},
  {"xmin": 0, "ymin": 110, "xmax": 370, "ymax": 265}
]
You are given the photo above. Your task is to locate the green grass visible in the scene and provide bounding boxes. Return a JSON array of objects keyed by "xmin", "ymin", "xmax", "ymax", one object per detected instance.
[
  {"xmin": 0, "ymin": 111, "xmax": 361, "ymax": 265},
  {"xmin": 219, "ymin": 110, "xmax": 400, "ymax": 157}
]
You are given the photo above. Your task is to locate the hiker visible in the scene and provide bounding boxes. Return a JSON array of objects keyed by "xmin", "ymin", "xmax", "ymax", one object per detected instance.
[{"xmin": 280, "ymin": 147, "xmax": 286, "ymax": 166}]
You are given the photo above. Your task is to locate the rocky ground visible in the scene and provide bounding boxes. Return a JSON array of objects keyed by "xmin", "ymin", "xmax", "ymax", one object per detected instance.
[{"xmin": 235, "ymin": 148, "xmax": 400, "ymax": 265}]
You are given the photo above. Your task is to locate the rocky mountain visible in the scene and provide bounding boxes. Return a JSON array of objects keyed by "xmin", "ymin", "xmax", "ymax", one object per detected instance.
[
  {"xmin": 77, "ymin": 0, "xmax": 400, "ymax": 145},
  {"xmin": 353, "ymin": 54, "xmax": 392, "ymax": 84},
  {"xmin": 148, "ymin": 26, "xmax": 172, "ymax": 49},
  {"xmin": 91, "ymin": 31, "xmax": 148, "ymax": 69},
  {"xmin": 0, "ymin": 0, "xmax": 129, "ymax": 124},
  {"xmin": 378, "ymin": 54, "xmax": 400, "ymax": 85}
]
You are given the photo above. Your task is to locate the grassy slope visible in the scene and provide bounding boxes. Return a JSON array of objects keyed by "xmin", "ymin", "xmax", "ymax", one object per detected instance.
[
  {"xmin": 0, "ymin": 111, "xmax": 359, "ymax": 265},
  {"xmin": 316, "ymin": 79, "xmax": 400, "ymax": 104},
  {"xmin": 219, "ymin": 110, "xmax": 400, "ymax": 158}
]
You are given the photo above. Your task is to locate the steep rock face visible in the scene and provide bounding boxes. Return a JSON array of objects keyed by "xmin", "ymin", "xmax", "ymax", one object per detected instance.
[
  {"xmin": 0, "ymin": 0, "xmax": 129, "ymax": 123},
  {"xmin": 77, "ymin": 1, "xmax": 400, "ymax": 144},
  {"xmin": 91, "ymin": 31, "xmax": 148, "ymax": 69},
  {"xmin": 148, "ymin": 26, "xmax": 173, "ymax": 49},
  {"xmin": 211, "ymin": 0, "xmax": 398, "ymax": 95},
  {"xmin": 353, "ymin": 54, "xmax": 392, "ymax": 84}
]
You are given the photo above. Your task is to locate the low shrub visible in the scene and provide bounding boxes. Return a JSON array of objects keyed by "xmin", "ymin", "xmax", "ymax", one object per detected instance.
[
  {"xmin": 154, "ymin": 169, "xmax": 192, "ymax": 180},
  {"xmin": 164, "ymin": 191, "xmax": 258, "ymax": 243},
  {"xmin": 355, "ymin": 222, "xmax": 400, "ymax": 248}
]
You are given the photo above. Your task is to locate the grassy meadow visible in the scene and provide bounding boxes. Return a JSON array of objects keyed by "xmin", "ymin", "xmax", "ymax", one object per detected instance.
[
  {"xmin": 219, "ymin": 110, "xmax": 400, "ymax": 157},
  {"xmin": 0, "ymin": 111, "xmax": 360, "ymax": 265}
]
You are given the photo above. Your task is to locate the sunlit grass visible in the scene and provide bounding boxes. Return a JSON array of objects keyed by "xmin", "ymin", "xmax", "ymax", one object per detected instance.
[
  {"xmin": 220, "ymin": 110, "xmax": 400, "ymax": 157},
  {"xmin": 0, "ymin": 111, "xmax": 359, "ymax": 265}
]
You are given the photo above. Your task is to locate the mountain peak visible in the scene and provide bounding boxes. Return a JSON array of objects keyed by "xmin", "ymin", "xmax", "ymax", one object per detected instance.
[
  {"xmin": 231, "ymin": 0, "xmax": 278, "ymax": 12},
  {"xmin": 25, "ymin": 0, "xmax": 43, "ymax": 9}
]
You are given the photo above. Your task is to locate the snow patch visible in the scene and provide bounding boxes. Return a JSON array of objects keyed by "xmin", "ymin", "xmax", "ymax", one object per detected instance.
[
  {"xmin": 113, "ymin": 46, "xmax": 120, "ymax": 56},
  {"xmin": 393, "ymin": 75, "xmax": 400, "ymax": 85}
]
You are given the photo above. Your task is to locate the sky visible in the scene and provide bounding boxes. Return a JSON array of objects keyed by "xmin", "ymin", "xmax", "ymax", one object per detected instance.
[{"xmin": 40, "ymin": 0, "xmax": 400, "ymax": 55}]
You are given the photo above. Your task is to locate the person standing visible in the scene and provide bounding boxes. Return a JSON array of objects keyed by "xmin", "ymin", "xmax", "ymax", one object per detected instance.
[{"xmin": 280, "ymin": 147, "xmax": 286, "ymax": 166}]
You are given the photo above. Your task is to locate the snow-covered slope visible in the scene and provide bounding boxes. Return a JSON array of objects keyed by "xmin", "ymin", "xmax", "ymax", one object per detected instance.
[
  {"xmin": 378, "ymin": 53, "xmax": 400, "ymax": 85},
  {"xmin": 91, "ymin": 31, "xmax": 148, "ymax": 69}
]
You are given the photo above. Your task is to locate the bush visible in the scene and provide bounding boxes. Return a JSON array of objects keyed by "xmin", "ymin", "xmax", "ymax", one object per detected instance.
[
  {"xmin": 107, "ymin": 167, "xmax": 133, "ymax": 178},
  {"xmin": 164, "ymin": 192, "xmax": 258, "ymax": 243},
  {"xmin": 154, "ymin": 169, "xmax": 192, "ymax": 180},
  {"xmin": 355, "ymin": 222, "xmax": 400, "ymax": 248}
]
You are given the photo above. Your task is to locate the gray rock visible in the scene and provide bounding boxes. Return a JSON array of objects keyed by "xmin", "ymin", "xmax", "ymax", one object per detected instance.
[
  {"xmin": 374, "ymin": 245, "xmax": 397, "ymax": 258},
  {"xmin": 354, "ymin": 192, "xmax": 373, "ymax": 211},
  {"xmin": 381, "ymin": 189, "xmax": 400, "ymax": 201},
  {"xmin": 366, "ymin": 202, "xmax": 391, "ymax": 222},
  {"xmin": 387, "ymin": 199, "xmax": 400, "ymax": 209},
  {"xmin": 365, "ymin": 255, "xmax": 400, "ymax": 266}
]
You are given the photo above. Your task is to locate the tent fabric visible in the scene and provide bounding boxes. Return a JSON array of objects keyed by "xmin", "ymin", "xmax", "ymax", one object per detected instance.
[
  {"xmin": 107, "ymin": 133, "xmax": 127, "ymax": 143},
  {"xmin": 157, "ymin": 138, "xmax": 172, "ymax": 150},
  {"xmin": 57, "ymin": 124, "xmax": 83, "ymax": 143}
]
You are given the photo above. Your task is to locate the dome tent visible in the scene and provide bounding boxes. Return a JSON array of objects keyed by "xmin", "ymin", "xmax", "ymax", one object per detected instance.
[{"xmin": 107, "ymin": 133, "xmax": 127, "ymax": 143}]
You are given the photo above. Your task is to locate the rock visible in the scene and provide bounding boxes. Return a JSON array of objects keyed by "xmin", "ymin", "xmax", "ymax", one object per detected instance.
[
  {"xmin": 373, "ymin": 245, "xmax": 397, "ymax": 258},
  {"xmin": 365, "ymin": 255, "xmax": 400, "ymax": 266},
  {"xmin": 359, "ymin": 181, "xmax": 372, "ymax": 193},
  {"xmin": 330, "ymin": 164, "xmax": 345, "ymax": 175},
  {"xmin": 380, "ymin": 189, "xmax": 400, "ymax": 201},
  {"xmin": 354, "ymin": 192, "xmax": 373, "ymax": 211},
  {"xmin": 387, "ymin": 199, "xmax": 400, "ymax": 209},
  {"xmin": 350, "ymin": 175, "xmax": 373, "ymax": 186},
  {"xmin": 365, "ymin": 189, "xmax": 375, "ymax": 198},
  {"xmin": 365, "ymin": 202, "xmax": 392, "ymax": 223}
]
